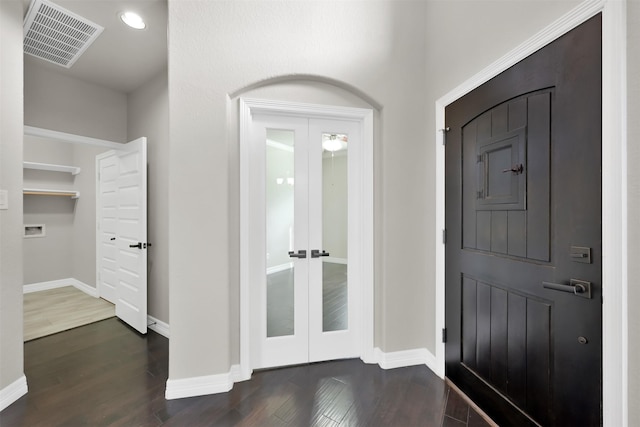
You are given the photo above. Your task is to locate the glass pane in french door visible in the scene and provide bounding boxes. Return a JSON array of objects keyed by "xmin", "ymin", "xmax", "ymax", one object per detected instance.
[
  {"xmin": 266, "ymin": 129, "xmax": 295, "ymax": 337},
  {"xmin": 321, "ymin": 133, "xmax": 348, "ymax": 332}
]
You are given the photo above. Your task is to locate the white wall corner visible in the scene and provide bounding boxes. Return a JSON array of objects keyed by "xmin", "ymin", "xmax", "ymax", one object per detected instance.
[
  {"xmin": 70, "ymin": 278, "xmax": 98, "ymax": 297},
  {"xmin": 147, "ymin": 315, "xmax": 170, "ymax": 338},
  {"xmin": 0, "ymin": 375, "xmax": 28, "ymax": 412},
  {"xmin": 373, "ymin": 347, "xmax": 438, "ymax": 373},
  {"xmin": 229, "ymin": 364, "xmax": 244, "ymax": 383},
  {"xmin": 165, "ymin": 366, "xmax": 238, "ymax": 400}
]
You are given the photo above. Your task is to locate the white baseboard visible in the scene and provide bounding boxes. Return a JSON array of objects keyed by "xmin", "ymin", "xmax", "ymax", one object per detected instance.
[
  {"xmin": 372, "ymin": 347, "xmax": 439, "ymax": 374},
  {"xmin": 147, "ymin": 315, "xmax": 170, "ymax": 338},
  {"xmin": 165, "ymin": 364, "xmax": 241, "ymax": 400},
  {"xmin": 24, "ymin": 278, "xmax": 97, "ymax": 297},
  {"xmin": 0, "ymin": 375, "xmax": 28, "ymax": 412}
]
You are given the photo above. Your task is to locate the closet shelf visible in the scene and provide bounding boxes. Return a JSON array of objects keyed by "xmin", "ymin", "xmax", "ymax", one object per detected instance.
[
  {"xmin": 23, "ymin": 188, "xmax": 80, "ymax": 199},
  {"xmin": 23, "ymin": 161, "xmax": 81, "ymax": 175}
]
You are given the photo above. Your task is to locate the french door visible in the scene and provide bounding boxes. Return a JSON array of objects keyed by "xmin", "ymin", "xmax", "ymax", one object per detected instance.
[{"xmin": 250, "ymin": 113, "xmax": 361, "ymax": 369}]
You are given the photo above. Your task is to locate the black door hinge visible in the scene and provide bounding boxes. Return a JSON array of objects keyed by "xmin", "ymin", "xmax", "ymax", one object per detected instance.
[
  {"xmin": 442, "ymin": 229, "xmax": 447, "ymax": 244},
  {"xmin": 442, "ymin": 328, "xmax": 447, "ymax": 343},
  {"xmin": 440, "ymin": 127, "xmax": 450, "ymax": 145}
]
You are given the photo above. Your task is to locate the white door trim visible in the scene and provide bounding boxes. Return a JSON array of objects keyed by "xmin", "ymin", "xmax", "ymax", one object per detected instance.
[
  {"xmin": 434, "ymin": 1, "xmax": 627, "ymax": 426},
  {"xmin": 239, "ymin": 98, "xmax": 374, "ymax": 381}
]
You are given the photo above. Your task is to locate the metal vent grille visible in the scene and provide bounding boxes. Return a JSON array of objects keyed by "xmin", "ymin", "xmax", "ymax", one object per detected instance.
[{"xmin": 23, "ymin": 0, "xmax": 104, "ymax": 68}]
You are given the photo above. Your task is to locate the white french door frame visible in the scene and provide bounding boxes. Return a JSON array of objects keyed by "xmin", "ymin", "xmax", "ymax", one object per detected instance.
[
  {"xmin": 239, "ymin": 98, "xmax": 374, "ymax": 381},
  {"xmin": 434, "ymin": 1, "xmax": 627, "ymax": 426}
]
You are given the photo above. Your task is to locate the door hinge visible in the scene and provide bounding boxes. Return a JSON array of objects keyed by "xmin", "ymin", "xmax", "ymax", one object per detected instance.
[
  {"xmin": 442, "ymin": 328, "xmax": 447, "ymax": 343},
  {"xmin": 442, "ymin": 229, "xmax": 447, "ymax": 244},
  {"xmin": 439, "ymin": 127, "xmax": 450, "ymax": 145}
]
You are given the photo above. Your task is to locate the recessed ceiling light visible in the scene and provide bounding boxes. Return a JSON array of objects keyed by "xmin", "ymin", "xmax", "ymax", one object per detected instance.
[{"xmin": 120, "ymin": 11, "xmax": 146, "ymax": 30}]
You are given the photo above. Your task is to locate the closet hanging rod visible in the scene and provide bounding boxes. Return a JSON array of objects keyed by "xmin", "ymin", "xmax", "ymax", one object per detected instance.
[{"xmin": 23, "ymin": 188, "xmax": 80, "ymax": 199}]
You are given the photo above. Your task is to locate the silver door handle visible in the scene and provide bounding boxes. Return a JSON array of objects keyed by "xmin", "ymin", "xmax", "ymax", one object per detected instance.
[
  {"xmin": 311, "ymin": 249, "xmax": 330, "ymax": 258},
  {"xmin": 288, "ymin": 250, "xmax": 307, "ymax": 259},
  {"xmin": 542, "ymin": 279, "xmax": 591, "ymax": 299}
]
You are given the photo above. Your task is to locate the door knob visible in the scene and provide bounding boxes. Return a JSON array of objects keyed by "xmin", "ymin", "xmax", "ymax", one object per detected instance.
[
  {"xmin": 129, "ymin": 242, "xmax": 142, "ymax": 249},
  {"xmin": 502, "ymin": 164, "xmax": 524, "ymax": 174},
  {"xmin": 288, "ymin": 250, "xmax": 307, "ymax": 259},
  {"xmin": 311, "ymin": 249, "xmax": 330, "ymax": 258}
]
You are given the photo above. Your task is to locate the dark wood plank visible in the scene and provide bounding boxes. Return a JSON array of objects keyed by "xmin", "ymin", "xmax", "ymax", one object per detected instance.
[
  {"xmin": 508, "ymin": 98, "xmax": 527, "ymax": 131},
  {"xmin": 445, "ymin": 387, "xmax": 470, "ymax": 422},
  {"xmin": 526, "ymin": 299, "xmax": 551, "ymax": 425},
  {"xmin": 507, "ymin": 211, "xmax": 526, "ymax": 257},
  {"xmin": 490, "ymin": 211, "xmax": 507, "ymax": 254},
  {"xmin": 491, "ymin": 103, "xmax": 508, "ymax": 136},
  {"xmin": 476, "ymin": 283, "xmax": 492, "ymax": 380},
  {"xmin": 463, "ymin": 121, "xmax": 478, "ymax": 249},
  {"xmin": 476, "ymin": 111, "xmax": 492, "ymax": 142},
  {"xmin": 476, "ymin": 211, "xmax": 491, "ymax": 251},
  {"xmin": 490, "ymin": 287, "xmax": 508, "ymax": 393},
  {"xmin": 525, "ymin": 92, "xmax": 551, "ymax": 261},
  {"xmin": 462, "ymin": 277, "xmax": 477, "ymax": 368},
  {"xmin": 507, "ymin": 293, "xmax": 527, "ymax": 407}
]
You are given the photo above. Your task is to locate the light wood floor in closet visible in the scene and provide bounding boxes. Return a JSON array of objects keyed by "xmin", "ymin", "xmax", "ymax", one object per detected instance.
[{"xmin": 24, "ymin": 286, "xmax": 115, "ymax": 341}]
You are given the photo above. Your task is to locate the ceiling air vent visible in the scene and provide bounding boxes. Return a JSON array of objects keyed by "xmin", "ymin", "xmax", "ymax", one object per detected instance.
[{"xmin": 23, "ymin": 0, "xmax": 104, "ymax": 68}]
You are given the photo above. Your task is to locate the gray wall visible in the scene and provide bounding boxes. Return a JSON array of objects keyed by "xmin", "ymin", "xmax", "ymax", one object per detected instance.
[
  {"xmin": 24, "ymin": 64, "xmax": 127, "ymax": 142},
  {"xmin": 0, "ymin": 0, "xmax": 25, "ymax": 399},
  {"xmin": 167, "ymin": 0, "xmax": 430, "ymax": 379},
  {"xmin": 23, "ymin": 137, "xmax": 75, "ymax": 283},
  {"xmin": 127, "ymin": 69, "xmax": 170, "ymax": 323},
  {"xmin": 627, "ymin": 1, "xmax": 639, "ymax": 424}
]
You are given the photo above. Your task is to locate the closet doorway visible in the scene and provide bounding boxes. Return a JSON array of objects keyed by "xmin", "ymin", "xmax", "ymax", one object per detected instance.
[{"xmin": 23, "ymin": 127, "xmax": 149, "ymax": 337}]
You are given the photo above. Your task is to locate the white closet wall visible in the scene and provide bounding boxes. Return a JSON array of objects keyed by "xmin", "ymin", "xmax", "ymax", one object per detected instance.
[
  {"xmin": 23, "ymin": 137, "xmax": 76, "ymax": 284},
  {"xmin": 23, "ymin": 134, "xmax": 113, "ymax": 288}
]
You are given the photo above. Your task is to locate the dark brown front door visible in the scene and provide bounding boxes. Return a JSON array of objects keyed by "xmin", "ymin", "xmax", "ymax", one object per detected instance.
[{"xmin": 444, "ymin": 15, "xmax": 602, "ymax": 426}]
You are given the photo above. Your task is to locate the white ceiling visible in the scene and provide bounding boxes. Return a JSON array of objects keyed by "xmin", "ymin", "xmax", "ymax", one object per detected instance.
[{"xmin": 22, "ymin": 0, "xmax": 168, "ymax": 94}]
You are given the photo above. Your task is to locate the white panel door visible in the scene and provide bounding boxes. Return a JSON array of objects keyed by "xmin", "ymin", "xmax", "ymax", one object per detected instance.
[
  {"xmin": 96, "ymin": 137, "xmax": 148, "ymax": 334},
  {"xmin": 250, "ymin": 114, "xmax": 360, "ymax": 369}
]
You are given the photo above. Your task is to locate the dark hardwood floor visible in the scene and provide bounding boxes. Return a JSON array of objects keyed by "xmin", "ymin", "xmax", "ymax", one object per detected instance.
[{"xmin": 1, "ymin": 318, "xmax": 494, "ymax": 426}]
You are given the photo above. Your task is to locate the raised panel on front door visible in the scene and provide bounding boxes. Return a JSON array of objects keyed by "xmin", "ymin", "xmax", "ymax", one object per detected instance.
[
  {"xmin": 461, "ymin": 275, "xmax": 552, "ymax": 426},
  {"xmin": 463, "ymin": 91, "xmax": 551, "ymax": 262}
]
